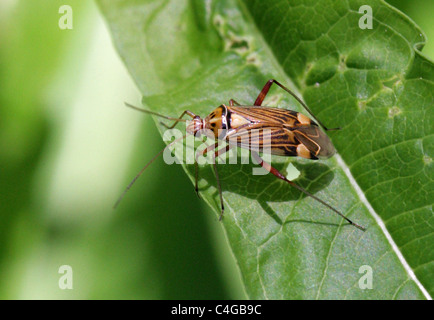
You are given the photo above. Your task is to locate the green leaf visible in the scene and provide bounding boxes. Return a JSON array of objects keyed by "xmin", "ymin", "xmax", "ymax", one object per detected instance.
[{"xmin": 97, "ymin": 0, "xmax": 433, "ymax": 299}]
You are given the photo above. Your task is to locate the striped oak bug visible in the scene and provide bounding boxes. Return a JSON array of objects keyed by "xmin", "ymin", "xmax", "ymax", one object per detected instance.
[{"xmin": 116, "ymin": 79, "xmax": 365, "ymax": 231}]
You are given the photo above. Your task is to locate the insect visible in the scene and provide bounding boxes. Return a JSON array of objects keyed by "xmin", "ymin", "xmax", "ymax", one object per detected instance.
[{"xmin": 116, "ymin": 79, "xmax": 365, "ymax": 231}]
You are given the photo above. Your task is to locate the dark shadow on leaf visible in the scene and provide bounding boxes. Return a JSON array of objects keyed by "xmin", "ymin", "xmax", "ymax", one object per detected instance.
[
  {"xmin": 283, "ymin": 219, "xmax": 341, "ymax": 229},
  {"xmin": 186, "ymin": 157, "xmax": 335, "ymax": 225},
  {"xmin": 258, "ymin": 200, "xmax": 283, "ymax": 225}
]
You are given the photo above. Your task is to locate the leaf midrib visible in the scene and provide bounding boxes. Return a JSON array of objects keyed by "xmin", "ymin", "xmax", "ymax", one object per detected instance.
[{"xmin": 335, "ymin": 154, "xmax": 432, "ymax": 299}]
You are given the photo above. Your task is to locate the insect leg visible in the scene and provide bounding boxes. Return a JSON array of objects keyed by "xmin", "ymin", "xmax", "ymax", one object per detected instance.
[
  {"xmin": 254, "ymin": 79, "xmax": 340, "ymax": 131},
  {"xmin": 229, "ymin": 99, "xmax": 241, "ymax": 106},
  {"xmin": 194, "ymin": 160, "xmax": 200, "ymax": 198},
  {"xmin": 212, "ymin": 146, "xmax": 231, "ymax": 221},
  {"xmin": 251, "ymin": 151, "xmax": 365, "ymax": 231},
  {"xmin": 254, "ymin": 79, "xmax": 274, "ymax": 106},
  {"xmin": 194, "ymin": 142, "xmax": 220, "ymax": 198},
  {"xmin": 161, "ymin": 110, "xmax": 197, "ymax": 129},
  {"xmin": 196, "ymin": 143, "xmax": 232, "ymax": 220},
  {"xmin": 213, "ymin": 161, "xmax": 224, "ymax": 220},
  {"xmin": 195, "ymin": 143, "xmax": 215, "ymax": 197}
]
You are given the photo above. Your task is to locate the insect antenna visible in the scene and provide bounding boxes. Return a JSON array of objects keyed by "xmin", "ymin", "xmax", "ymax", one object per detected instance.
[
  {"xmin": 113, "ymin": 134, "xmax": 187, "ymax": 209},
  {"xmin": 124, "ymin": 102, "xmax": 187, "ymax": 123}
]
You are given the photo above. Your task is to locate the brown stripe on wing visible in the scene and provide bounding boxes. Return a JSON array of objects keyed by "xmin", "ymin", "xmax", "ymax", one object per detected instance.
[
  {"xmin": 225, "ymin": 125, "xmax": 306, "ymax": 157},
  {"xmin": 228, "ymin": 106, "xmax": 300, "ymax": 127}
]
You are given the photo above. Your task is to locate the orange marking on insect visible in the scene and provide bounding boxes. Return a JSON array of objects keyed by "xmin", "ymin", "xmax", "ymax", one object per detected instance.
[
  {"xmin": 230, "ymin": 114, "xmax": 251, "ymax": 128},
  {"xmin": 297, "ymin": 113, "xmax": 312, "ymax": 126},
  {"xmin": 296, "ymin": 144, "xmax": 312, "ymax": 159}
]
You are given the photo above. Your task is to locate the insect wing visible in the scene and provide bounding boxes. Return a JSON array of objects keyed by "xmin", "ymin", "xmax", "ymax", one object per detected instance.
[
  {"xmin": 225, "ymin": 106, "xmax": 336, "ymax": 159},
  {"xmin": 226, "ymin": 125, "xmax": 301, "ymax": 157},
  {"xmin": 229, "ymin": 106, "xmax": 300, "ymax": 127},
  {"xmin": 292, "ymin": 126, "xmax": 336, "ymax": 159}
]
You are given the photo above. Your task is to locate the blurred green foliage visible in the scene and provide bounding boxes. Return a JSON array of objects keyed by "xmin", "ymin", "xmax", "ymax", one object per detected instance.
[
  {"xmin": 0, "ymin": 0, "xmax": 432, "ymax": 299},
  {"xmin": 0, "ymin": 0, "xmax": 243, "ymax": 299}
]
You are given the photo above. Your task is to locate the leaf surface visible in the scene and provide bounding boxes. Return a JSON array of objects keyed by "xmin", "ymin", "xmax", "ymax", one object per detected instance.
[{"xmin": 98, "ymin": 0, "xmax": 433, "ymax": 299}]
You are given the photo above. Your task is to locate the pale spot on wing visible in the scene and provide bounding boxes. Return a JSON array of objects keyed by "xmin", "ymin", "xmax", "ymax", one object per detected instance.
[
  {"xmin": 297, "ymin": 113, "xmax": 311, "ymax": 125},
  {"xmin": 230, "ymin": 114, "xmax": 251, "ymax": 128},
  {"xmin": 296, "ymin": 144, "xmax": 312, "ymax": 159}
]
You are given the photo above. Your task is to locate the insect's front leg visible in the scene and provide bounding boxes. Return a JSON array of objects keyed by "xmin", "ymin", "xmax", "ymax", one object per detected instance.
[
  {"xmin": 195, "ymin": 143, "xmax": 232, "ymax": 220},
  {"xmin": 194, "ymin": 143, "xmax": 215, "ymax": 198},
  {"xmin": 194, "ymin": 142, "xmax": 220, "ymax": 198},
  {"xmin": 211, "ymin": 145, "xmax": 232, "ymax": 221},
  {"xmin": 194, "ymin": 161, "xmax": 200, "ymax": 198},
  {"xmin": 161, "ymin": 110, "xmax": 197, "ymax": 129}
]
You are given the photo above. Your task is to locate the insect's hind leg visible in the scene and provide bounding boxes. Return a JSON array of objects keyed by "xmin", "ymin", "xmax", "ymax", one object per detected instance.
[
  {"xmin": 229, "ymin": 99, "xmax": 241, "ymax": 106},
  {"xmin": 251, "ymin": 151, "xmax": 365, "ymax": 231},
  {"xmin": 254, "ymin": 79, "xmax": 340, "ymax": 131}
]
